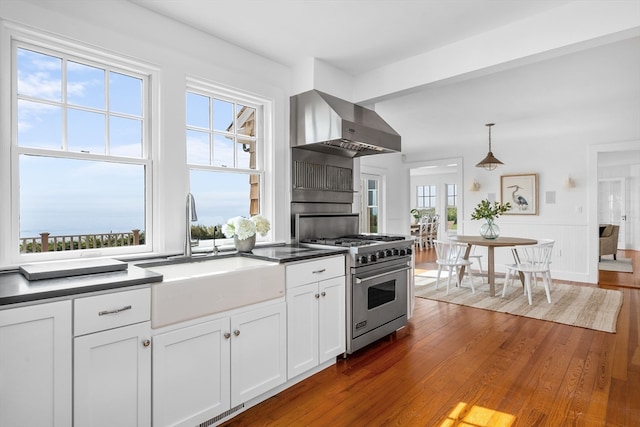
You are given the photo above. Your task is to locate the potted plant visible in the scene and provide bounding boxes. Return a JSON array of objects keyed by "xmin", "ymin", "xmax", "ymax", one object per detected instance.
[
  {"xmin": 471, "ymin": 199, "xmax": 511, "ymax": 239},
  {"xmin": 410, "ymin": 209, "xmax": 421, "ymax": 224}
]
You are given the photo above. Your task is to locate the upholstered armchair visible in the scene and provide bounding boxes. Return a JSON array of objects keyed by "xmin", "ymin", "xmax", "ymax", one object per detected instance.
[{"xmin": 599, "ymin": 224, "xmax": 620, "ymax": 261}]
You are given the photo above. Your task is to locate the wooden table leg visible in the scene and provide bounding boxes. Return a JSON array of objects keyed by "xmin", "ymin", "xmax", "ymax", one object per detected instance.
[
  {"xmin": 487, "ymin": 246, "xmax": 495, "ymax": 297},
  {"xmin": 458, "ymin": 244, "xmax": 472, "ymax": 280}
]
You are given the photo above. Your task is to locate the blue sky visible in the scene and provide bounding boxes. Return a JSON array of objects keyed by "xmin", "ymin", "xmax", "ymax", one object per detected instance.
[{"xmin": 17, "ymin": 47, "xmax": 254, "ymax": 237}]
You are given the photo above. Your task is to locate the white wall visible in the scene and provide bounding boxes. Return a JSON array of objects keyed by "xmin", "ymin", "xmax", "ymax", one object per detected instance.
[
  {"xmin": 363, "ymin": 132, "xmax": 636, "ymax": 284},
  {"xmin": 0, "ymin": 0, "xmax": 293, "ymax": 259}
]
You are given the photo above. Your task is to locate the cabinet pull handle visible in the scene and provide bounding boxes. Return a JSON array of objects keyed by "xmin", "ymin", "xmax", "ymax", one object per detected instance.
[
  {"xmin": 142, "ymin": 339, "xmax": 151, "ymax": 348},
  {"xmin": 234, "ymin": 330, "xmax": 240, "ymax": 337},
  {"xmin": 224, "ymin": 332, "xmax": 231, "ymax": 339},
  {"xmin": 98, "ymin": 305, "xmax": 132, "ymax": 316},
  {"xmin": 355, "ymin": 266, "xmax": 411, "ymax": 284},
  {"xmin": 321, "ymin": 291, "xmax": 326, "ymax": 297},
  {"xmin": 315, "ymin": 293, "xmax": 320, "ymax": 299},
  {"xmin": 312, "ymin": 268, "xmax": 326, "ymax": 274}
]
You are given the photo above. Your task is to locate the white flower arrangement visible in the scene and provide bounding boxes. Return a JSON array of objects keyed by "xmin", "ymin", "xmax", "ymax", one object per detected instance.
[{"xmin": 222, "ymin": 214, "xmax": 270, "ymax": 241}]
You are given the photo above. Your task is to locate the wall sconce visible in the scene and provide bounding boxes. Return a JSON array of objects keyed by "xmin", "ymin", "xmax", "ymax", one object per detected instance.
[
  {"xmin": 564, "ymin": 176, "xmax": 576, "ymax": 189},
  {"xmin": 469, "ymin": 179, "xmax": 481, "ymax": 191}
]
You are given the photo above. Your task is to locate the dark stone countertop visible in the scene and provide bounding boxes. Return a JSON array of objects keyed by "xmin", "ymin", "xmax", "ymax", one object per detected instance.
[
  {"xmin": 241, "ymin": 244, "xmax": 347, "ymax": 263},
  {"xmin": 0, "ymin": 264, "xmax": 162, "ymax": 307},
  {"xmin": 0, "ymin": 244, "xmax": 345, "ymax": 307}
]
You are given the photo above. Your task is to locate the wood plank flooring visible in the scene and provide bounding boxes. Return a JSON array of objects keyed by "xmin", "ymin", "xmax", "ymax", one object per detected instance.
[{"xmin": 221, "ymin": 249, "xmax": 639, "ymax": 427}]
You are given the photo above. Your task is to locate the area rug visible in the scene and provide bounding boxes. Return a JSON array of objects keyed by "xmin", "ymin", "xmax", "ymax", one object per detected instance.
[
  {"xmin": 599, "ymin": 257, "xmax": 633, "ymax": 273},
  {"xmin": 414, "ymin": 272, "xmax": 623, "ymax": 333}
]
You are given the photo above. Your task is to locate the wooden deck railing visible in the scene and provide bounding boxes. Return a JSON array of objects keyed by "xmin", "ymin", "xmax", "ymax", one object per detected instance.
[{"xmin": 20, "ymin": 230, "xmax": 142, "ymax": 253}]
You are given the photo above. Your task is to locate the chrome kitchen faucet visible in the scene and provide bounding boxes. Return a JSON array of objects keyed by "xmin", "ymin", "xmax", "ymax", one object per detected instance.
[{"xmin": 184, "ymin": 192, "xmax": 198, "ymax": 257}]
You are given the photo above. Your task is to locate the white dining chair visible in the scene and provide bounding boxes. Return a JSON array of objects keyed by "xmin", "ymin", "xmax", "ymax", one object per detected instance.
[
  {"xmin": 434, "ymin": 240, "xmax": 475, "ymax": 295},
  {"xmin": 425, "ymin": 217, "xmax": 438, "ymax": 248},
  {"xmin": 502, "ymin": 240, "xmax": 554, "ymax": 305},
  {"xmin": 468, "ymin": 246, "xmax": 484, "ymax": 281},
  {"xmin": 411, "ymin": 216, "xmax": 429, "ymax": 250}
]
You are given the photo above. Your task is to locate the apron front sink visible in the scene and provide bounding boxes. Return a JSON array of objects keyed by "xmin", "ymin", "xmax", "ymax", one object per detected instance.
[{"xmin": 145, "ymin": 256, "xmax": 284, "ymax": 328}]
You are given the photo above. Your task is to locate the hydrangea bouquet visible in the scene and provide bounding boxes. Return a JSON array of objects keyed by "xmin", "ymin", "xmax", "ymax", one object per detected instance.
[{"xmin": 222, "ymin": 214, "xmax": 270, "ymax": 240}]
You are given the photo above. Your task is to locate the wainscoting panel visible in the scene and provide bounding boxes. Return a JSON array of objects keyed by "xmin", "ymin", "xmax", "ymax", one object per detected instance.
[{"xmin": 460, "ymin": 221, "xmax": 592, "ymax": 283}]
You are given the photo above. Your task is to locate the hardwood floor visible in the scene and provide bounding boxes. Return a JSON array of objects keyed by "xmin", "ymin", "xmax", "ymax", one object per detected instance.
[{"xmin": 221, "ymin": 249, "xmax": 640, "ymax": 426}]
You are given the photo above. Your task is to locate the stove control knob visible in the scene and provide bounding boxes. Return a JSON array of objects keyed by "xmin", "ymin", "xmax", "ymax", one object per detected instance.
[
  {"xmin": 406, "ymin": 248, "xmax": 413, "ymax": 255},
  {"xmin": 378, "ymin": 251, "xmax": 385, "ymax": 259},
  {"xmin": 393, "ymin": 249, "xmax": 399, "ymax": 256},
  {"xmin": 370, "ymin": 253, "xmax": 377, "ymax": 262},
  {"xmin": 359, "ymin": 255, "xmax": 368, "ymax": 264},
  {"xmin": 399, "ymin": 249, "xmax": 406, "ymax": 256},
  {"xmin": 385, "ymin": 249, "xmax": 393, "ymax": 257}
]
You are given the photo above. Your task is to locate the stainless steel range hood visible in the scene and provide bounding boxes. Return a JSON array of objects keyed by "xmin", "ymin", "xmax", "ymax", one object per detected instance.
[{"xmin": 290, "ymin": 89, "xmax": 401, "ymax": 158}]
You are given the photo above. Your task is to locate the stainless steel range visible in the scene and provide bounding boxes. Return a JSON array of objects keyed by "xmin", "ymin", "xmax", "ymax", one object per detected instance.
[
  {"xmin": 296, "ymin": 214, "xmax": 413, "ymax": 354},
  {"xmin": 289, "ymin": 90, "xmax": 407, "ymax": 354}
]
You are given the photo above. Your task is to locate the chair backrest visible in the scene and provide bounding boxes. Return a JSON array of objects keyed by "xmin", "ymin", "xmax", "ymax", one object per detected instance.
[
  {"xmin": 434, "ymin": 240, "xmax": 467, "ymax": 264},
  {"xmin": 518, "ymin": 240, "xmax": 554, "ymax": 269},
  {"xmin": 411, "ymin": 216, "xmax": 427, "ymax": 234},
  {"xmin": 426, "ymin": 216, "xmax": 438, "ymax": 234},
  {"xmin": 610, "ymin": 225, "xmax": 620, "ymax": 242}
]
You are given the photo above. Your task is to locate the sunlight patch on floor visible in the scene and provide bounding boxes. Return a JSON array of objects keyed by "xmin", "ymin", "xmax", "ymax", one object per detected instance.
[{"xmin": 439, "ymin": 402, "xmax": 515, "ymax": 427}]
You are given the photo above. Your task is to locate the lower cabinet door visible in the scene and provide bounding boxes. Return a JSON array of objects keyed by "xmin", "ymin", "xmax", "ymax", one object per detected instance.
[
  {"xmin": 319, "ymin": 277, "xmax": 346, "ymax": 363},
  {"xmin": 287, "ymin": 283, "xmax": 319, "ymax": 379},
  {"xmin": 74, "ymin": 321, "xmax": 151, "ymax": 427},
  {"xmin": 230, "ymin": 302, "xmax": 287, "ymax": 406},
  {"xmin": 152, "ymin": 318, "xmax": 231, "ymax": 427},
  {"xmin": 0, "ymin": 300, "xmax": 72, "ymax": 427}
]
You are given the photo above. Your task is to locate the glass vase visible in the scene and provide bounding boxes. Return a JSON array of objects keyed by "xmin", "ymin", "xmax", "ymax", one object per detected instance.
[
  {"xmin": 234, "ymin": 234, "xmax": 256, "ymax": 252},
  {"xmin": 479, "ymin": 219, "xmax": 500, "ymax": 239}
]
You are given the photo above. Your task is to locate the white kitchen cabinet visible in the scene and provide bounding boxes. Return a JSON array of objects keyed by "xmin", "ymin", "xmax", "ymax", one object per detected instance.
[
  {"xmin": 318, "ymin": 277, "xmax": 346, "ymax": 363},
  {"xmin": 152, "ymin": 301, "xmax": 286, "ymax": 427},
  {"xmin": 0, "ymin": 300, "xmax": 72, "ymax": 427},
  {"xmin": 286, "ymin": 256, "xmax": 346, "ymax": 379},
  {"xmin": 73, "ymin": 288, "xmax": 151, "ymax": 427},
  {"xmin": 230, "ymin": 302, "xmax": 287, "ymax": 406}
]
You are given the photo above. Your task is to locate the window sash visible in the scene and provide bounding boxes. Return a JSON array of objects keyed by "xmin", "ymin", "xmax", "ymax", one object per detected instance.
[
  {"xmin": 8, "ymin": 36, "xmax": 154, "ymax": 262},
  {"xmin": 185, "ymin": 79, "xmax": 269, "ymax": 246}
]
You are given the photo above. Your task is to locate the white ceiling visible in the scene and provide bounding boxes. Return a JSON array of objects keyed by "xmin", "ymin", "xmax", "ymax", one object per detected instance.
[
  {"xmin": 130, "ymin": 0, "xmax": 573, "ymax": 75},
  {"xmin": 129, "ymin": 0, "xmax": 640, "ymax": 158}
]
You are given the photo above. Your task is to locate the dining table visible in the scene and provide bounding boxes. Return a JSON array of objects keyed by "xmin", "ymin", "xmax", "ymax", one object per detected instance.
[{"xmin": 449, "ymin": 235, "xmax": 538, "ymax": 297}]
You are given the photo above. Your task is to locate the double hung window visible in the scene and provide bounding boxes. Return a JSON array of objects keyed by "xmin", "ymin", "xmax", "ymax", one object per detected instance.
[
  {"xmin": 10, "ymin": 40, "xmax": 152, "ymax": 259},
  {"xmin": 417, "ymin": 185, "xmax": 436, "ymax": 208},
  {"xmin": 186, "ymin": 79, "xmax": 270, "ymax": 244}
]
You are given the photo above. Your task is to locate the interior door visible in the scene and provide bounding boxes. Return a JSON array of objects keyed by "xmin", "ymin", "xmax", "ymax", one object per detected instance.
[{"xmin": 598, "ymin": 178, "xmax": 626, "ymax": 248}]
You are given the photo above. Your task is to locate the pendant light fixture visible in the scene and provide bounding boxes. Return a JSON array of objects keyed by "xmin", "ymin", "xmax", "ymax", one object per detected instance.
[{"xmin": 476, "ymin": 123, "xmax": 504, "ymax": 171}]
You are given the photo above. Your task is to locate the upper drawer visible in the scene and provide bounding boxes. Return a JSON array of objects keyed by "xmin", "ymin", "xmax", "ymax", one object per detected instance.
[
  {"xmin": 286, "ymin": 256, "xmax": 345, "ymax": 288},
  {"xmin": 74, "ymin": 288, "xmax": 150, "ymax": 336}
]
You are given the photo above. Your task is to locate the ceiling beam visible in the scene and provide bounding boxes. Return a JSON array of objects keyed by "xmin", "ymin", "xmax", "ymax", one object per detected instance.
[{"xmin": 353, "ymin": 1, "xmax": 640, "ymax": 105}]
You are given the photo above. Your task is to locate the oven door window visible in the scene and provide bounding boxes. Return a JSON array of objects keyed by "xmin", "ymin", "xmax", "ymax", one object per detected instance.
[{"xmin": 368, "ymin": 280, "xmax": 396, "ymax": 309}]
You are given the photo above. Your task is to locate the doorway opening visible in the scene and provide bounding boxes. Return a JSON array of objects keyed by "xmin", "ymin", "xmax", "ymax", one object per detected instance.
[{"xmin": 407, "ymin": 157, "xmax": 462, "ymax": 240}]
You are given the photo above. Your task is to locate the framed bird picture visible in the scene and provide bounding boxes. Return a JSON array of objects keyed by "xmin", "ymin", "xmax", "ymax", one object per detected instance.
[{"xmin": 500, "ymin": 173, "xmax": 538, "ymax": 215}]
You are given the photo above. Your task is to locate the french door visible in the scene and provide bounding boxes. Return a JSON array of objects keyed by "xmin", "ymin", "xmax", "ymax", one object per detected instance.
[{"xmin": 361, "ymin": 174, "xmax": 382, "ymax": 233}]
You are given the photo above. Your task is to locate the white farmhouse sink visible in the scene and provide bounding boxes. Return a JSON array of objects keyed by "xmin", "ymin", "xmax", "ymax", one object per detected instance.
[{"xmin": 146, "ymin": 257, "xmax": 284, "ymax": 328}]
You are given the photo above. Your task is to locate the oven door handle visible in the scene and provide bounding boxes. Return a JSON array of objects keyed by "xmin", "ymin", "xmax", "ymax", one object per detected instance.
[{"xmin": 355, "ymin": 266, "xmax": 411, "ymax": 284}]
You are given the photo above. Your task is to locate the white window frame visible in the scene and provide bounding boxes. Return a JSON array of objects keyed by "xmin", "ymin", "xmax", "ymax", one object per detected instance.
[
  {"xmin": 417, "ymin": 184, "xmax": 436, "ymax": 209},
  {"xmin": 1, "ymin": 22, "xmax": 158, "ymax": 266},
  {"xmin": 185, "ymin": 77, "xmax": 274, "ymax": 247}
]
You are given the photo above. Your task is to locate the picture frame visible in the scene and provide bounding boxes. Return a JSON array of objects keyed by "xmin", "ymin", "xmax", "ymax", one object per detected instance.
[{"xmin": 500, "ymin": 173, "xmax": 538, "ymax": 215}]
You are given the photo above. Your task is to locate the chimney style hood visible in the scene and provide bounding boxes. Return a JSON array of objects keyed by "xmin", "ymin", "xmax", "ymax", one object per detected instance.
[{"xmin": 290, "ymin": 89, "xmax": 401, "ymax": 158}]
